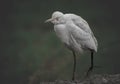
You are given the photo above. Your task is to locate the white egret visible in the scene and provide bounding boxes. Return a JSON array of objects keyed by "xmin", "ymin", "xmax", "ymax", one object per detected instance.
[{"xmin": 45, "ymin": 11, "xmax": 98, "ymax": 80}]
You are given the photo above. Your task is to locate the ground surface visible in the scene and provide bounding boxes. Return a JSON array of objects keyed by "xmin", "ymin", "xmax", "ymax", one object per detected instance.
[{"xmin": 40, "ymin": 74, "xmax": 120, "ymax": 84}]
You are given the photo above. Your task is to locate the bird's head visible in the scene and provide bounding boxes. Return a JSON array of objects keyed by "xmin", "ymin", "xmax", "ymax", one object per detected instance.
[{"xmin": 45, "ymin": 11, "xmax": 65, "ymax": 24}]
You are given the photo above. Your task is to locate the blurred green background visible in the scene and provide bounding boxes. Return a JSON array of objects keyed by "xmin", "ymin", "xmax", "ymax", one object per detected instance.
[{"xmin": 0, "ymin": 0, "xmax": 120, "ymax": 84}]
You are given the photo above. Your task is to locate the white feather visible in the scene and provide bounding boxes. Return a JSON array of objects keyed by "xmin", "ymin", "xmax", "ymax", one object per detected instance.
[{"xmin": 46, "ymin": 11, "xmax": 98, "ymax": 53}]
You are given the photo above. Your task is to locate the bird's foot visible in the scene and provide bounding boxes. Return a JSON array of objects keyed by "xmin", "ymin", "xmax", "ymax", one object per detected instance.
[
  {"xmin": 80, "ymin": 66, "xmax": 94, "ymax": 82},
  {"xmin": 86, "ymin": 66, "xmax": 93, "ymax": 77},
  {"xmin": 72, "ymin": 76, "xmax": 74, "ymax": 81},
  {"xmin": 80, "ymin": 65, "xmax": 102, "ymax": 82},
  {"xmin": 85, "ymin": 65, "xmax": 102, "ymax": 78},
  {"xmin": 72, "ymin": 72, "xmax": 75, "ymax": 81}
]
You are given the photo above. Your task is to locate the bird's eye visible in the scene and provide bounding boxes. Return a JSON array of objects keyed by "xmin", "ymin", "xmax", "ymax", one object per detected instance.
[{"xmin": 56, "ymin": 17, "xmax": 59, "ymax": 21}]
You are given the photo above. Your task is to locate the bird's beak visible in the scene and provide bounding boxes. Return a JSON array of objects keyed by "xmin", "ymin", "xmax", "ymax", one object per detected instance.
[{"xmin": 45, "ymin": 18, "xmax": 54, "ymax": 23}]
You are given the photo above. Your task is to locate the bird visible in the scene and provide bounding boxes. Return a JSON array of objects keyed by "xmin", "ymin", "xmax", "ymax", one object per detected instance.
[{"xmin": 45, "ymin": 11, "xmax": 98, "ymax": 80}]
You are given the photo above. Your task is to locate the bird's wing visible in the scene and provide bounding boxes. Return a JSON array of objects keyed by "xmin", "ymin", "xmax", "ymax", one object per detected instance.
[
  {"xmin": 65, "ymin": 14, "xmax": 98, "ymax": 49},
  {"xmin": 68, "ymin": 21, "xmax": 97, "ymax": 52},
  {"xmin": 65, "ymin": 14, "xmax": 92, "ymax": 34}
]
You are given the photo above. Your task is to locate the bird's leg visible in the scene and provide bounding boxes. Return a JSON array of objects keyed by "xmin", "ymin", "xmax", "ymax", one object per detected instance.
[
  {"xmin": 72, "ymin": 51, "xmax": 76, "ymax": 81},
  {"xmin": 86, "ymin": 51, "xmax": 94, "ymax": 77}
]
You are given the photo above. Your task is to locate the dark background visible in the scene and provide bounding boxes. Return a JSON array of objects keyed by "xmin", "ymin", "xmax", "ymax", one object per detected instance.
[{"xmin": 0, "ymin": 0, "xmax": 120, "ymax": 84}]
